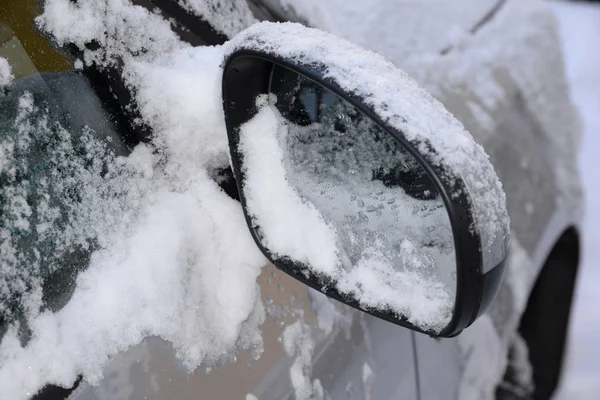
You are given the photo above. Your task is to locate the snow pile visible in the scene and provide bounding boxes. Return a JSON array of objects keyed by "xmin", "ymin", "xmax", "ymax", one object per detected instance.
[
  {"xmin": 0, "ymin": 42, "xmax": 268, "ymax": 398},
  {"xmin": 226, "ymin": 22, "xmax": 510, "ymax": 273},
  {"xmin": 239, "ymin": 96, "xmax": 454, "ymax": 332},
  {"xmin": 124, "ymin": 45, "xmax": 231, "ymax": 177},
  {"xmin": 36, "ymin": 0, "xmax": 257, "ymax": 70},
  {"xmin": 0, "ymin": 57, "xmax": 13, "ymax": 90}
]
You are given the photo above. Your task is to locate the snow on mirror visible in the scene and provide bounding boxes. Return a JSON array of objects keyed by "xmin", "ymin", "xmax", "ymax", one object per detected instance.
[{"xmin": 238, "ymin": 66, "xmax": 456, "ymax": 332}]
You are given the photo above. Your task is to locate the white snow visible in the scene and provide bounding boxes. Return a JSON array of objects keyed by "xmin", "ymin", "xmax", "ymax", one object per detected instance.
[
  {"xmin": 1, "ymin": 8, "xmax": 514, "ymax": 393},
  {"xmin": 0, "ymin": 57, "xmax": 13, "ymax": 89},
  {"xmin": 0, "ymin": 2, "xmax": 267, "ymax": 396},
  {"xmin": 550, "ymin": 2, "xmax": 600, "ymax": 399},
  {"xmin": 36, "ymin": 0, "xmax": 255, "ymax": 71},
  {"xmin": 124, "ymin": 45, "xmax": 231, "ymax": 176},
  {"xmin": 239, "ymin": 96, "xmax": 341, "ymax": 276}
]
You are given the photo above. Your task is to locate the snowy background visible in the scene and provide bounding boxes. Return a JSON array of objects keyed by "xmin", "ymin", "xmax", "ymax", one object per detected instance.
[{"xmin": 550, "ymin": 1, "xmax": 600, "ymax": 398}]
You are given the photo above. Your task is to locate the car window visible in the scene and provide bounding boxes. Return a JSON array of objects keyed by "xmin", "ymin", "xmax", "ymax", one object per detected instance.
[{"xmin": 0, "ymin": 0, "xmax": 128, "ymax": 340}]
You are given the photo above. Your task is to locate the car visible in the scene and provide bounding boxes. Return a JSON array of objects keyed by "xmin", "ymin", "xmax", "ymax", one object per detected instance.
[{"xmin": 0, "ymin": 0, "xmax": 582, "ymax": 400}]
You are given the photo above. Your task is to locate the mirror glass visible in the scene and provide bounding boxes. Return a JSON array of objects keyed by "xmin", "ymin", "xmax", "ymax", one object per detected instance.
[{"xmin": 238, "ymin": 65, "xmax": 456, "ymax": 332}]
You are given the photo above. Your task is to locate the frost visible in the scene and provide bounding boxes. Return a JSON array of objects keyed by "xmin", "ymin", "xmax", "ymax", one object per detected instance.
[
  {"xmin": 0, "ymin": 87, "xmax": 141, "ymax": 325},
  {"xmin": 238, "ymin": 97, "xmax": 341, "ymax": 276},
  {"xmin": 0, "ymin": 57, "xmax": 13, "ymax": 89},
  {"xmin": 226, "ymin": 22, "xmax": 510, "ymax": 273}
]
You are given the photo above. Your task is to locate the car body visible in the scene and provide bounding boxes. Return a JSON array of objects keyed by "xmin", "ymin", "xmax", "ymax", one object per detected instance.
[{"xmin": 0, "ymin": 0, "xmax": 582, "ymax": 399}]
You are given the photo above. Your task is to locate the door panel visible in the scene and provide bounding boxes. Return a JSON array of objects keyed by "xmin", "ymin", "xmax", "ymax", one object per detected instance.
[
  {"xmin": 304, "ymin": 314, "xmax": 418, "ymax": 400},
  {"xmin": 73, "ymin": 267, "xmax": 417, "ymax": 399}
]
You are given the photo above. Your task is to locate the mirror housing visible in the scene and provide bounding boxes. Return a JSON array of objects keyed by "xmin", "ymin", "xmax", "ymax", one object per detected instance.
[{"xmin": 222, "ymin": 22, "xmax": 510, "ymax": 337}]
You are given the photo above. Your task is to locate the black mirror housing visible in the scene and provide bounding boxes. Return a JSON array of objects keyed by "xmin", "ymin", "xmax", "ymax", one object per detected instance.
[{"xmin": 222, "ymin": 22, "xmax": 510, "ymax": 337}]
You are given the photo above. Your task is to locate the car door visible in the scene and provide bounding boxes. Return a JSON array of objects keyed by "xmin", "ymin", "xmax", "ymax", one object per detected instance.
[
  {"xmin": 0, "ymin": 1, "xmax": 419, "ymax": 399},
  {"xmin": 73, "ymin": 268, "xmax": 419, "ymax": 400}
]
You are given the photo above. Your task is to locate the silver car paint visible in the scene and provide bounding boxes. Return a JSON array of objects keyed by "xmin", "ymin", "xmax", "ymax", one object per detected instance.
[{"xmin": 409, "ymin": 1, "xmax": 582, "ymax": 398}]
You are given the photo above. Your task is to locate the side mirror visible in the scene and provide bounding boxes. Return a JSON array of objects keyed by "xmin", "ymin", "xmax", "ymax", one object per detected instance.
[{"xmin": 222, "ymin": 22, "xmax": 510, "ymax": 337}]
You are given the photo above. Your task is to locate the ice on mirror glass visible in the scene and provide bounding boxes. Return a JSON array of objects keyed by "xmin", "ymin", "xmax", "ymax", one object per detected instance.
[{"xmin": 239, "ymin": 67, "xmax": 456, "ymax": 332}]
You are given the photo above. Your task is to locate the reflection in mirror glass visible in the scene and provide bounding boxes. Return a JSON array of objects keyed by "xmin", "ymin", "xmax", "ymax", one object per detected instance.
[{"xmin": 238, "ymin": 66, "xmax": 457, "ymax": 332}]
